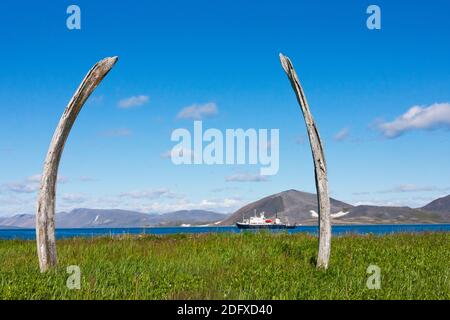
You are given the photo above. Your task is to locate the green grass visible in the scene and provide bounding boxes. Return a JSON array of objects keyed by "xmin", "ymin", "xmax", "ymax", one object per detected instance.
[{"xmin": 0, "ymin": 232, "xmax": 449, "ymax": 299}]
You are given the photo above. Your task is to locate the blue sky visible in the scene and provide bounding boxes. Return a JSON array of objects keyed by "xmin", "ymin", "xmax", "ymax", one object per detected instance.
[{"xmin": 0, "ymin": 0, "xmax": 449, "ymax": 216}]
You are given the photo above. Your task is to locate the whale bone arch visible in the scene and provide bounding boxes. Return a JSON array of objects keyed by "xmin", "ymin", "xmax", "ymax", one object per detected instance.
[{"xmin": 36, "ymin": 56, "xmax": 118, "ymax": 272}]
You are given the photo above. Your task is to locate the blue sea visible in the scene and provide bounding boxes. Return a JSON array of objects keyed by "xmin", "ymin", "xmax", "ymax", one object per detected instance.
[{"xmin": 0, "ymin": 224, "xmax": 449, "ymax": 240}]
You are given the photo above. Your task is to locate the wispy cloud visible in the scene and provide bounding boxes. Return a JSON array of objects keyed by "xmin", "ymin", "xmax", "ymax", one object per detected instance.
[
  {"xmin": 118, "ymin": 95, "xmax": 149, "ymax": 109},
  {"xmin": 119, "ymin": 188, "xmax": 180, "ymax": 200},
  {"xmin": 87, "ymin": 95, "xmax": 104, "ymax": 106},
  {"xmin": 0, "ymin": 183, "xmax": 244, "ymax": 216},
  {"xmin": 100, "ymin": 128, "xmax": 132, "ymax": 137},
  {"xmin": 176, "ymin": 102, "xmax": 218, "ymax": 120},
  {"xmin": 79, "ymin": 176, "xmax": 96, "ymax": 182},
  {"xmin": 4, "ymin": 182, "xmax": 38, "ymax": 194},
  {"xmin": 352, "ymin": 191, "xmax": 371, "ymax": 196},
  {"xmin": 377, "ymin": 102, "xmax": 450, "ymax": 138},
  {"xmin": 353, "ymin": 184, "xmax": 450, "ymax": 196},
  {"xmin": 160, "ymin": 147, "xmax": 196, "ymax": 160},
  {"xmin": 76, "ymin": 193, "xmax": 239, "ymax": 214},
  {"xmin": 377, "ymin": 184, "xmax": 449, "ymax": 194},
  {"xmin": 137, "ymin": 197, "xmax": 243, "ymax": 214},
  {"xmin": 3, "ymin": 174, "xmax": 68, "ymax": 194},
  {"xmin": 225, "ymin": 172, "xmax": 269, "ymax": 182},
  {"xmin": 0, "ymin": 194, "xmax": 36, "ymax": 216},
  {"xmin": 210, "ymin": 187, "xmax": 239, "ymax": 193},
  {"xmin": 61, "ymin": 193, "xmax": 88, "ymax": 203},
  {"xmin": 351, "ymin": 193, "xmax": 446, "ymax": 208},
  {"xmin": 334, "ymin": 127, "xmax": 350, "ymax": 141}
]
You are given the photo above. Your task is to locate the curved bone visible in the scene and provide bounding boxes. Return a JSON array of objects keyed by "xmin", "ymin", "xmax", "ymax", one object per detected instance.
[
  {"xmin": 279, "ymin": 53, "xmax": 331, "ymax": 269},
  {"xmin": 36, "ymin": 57, "xmax": 118, "ymax": 272}
]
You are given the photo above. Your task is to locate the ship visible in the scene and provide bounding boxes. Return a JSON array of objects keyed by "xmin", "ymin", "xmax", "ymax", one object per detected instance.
[{"xmin": 236, "ymin": 211, "xmax": 296, "ymax": 229}]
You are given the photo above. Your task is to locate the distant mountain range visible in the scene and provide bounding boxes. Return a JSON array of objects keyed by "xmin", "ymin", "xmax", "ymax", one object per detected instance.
[
  {"xmin": 221, "ymin": 190, "xmax": 450, "ymax": 225},
  {"xmin": 0, "ymin": 191, "xmax": 449, "ymax": 228},
  {"xmin": 0, "ymin": 209, "xmax": 229, "ymax": 229},
  {"xmin": 0, "ymin": 225, "xmax": 24, "ymax": 229}
]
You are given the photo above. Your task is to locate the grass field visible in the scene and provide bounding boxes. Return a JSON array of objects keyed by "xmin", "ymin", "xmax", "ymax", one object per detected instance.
[{"xmin": 0, "ymin": 232, "xmax": 449, "ymax": 299}]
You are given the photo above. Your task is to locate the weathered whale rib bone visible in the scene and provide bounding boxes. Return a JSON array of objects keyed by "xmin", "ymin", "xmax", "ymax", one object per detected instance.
[
  {"xmin": 279, "ymin": 53, "xmax": 331, "ymax": 270},
  {"xmin": 36, "ymin": 56, "xmax": 118, "ymax": 272}
]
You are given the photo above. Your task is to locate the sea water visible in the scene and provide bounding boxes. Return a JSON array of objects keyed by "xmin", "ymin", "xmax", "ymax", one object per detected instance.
[{"xmin": 0, "ymin": 224, "xmax": 449, "ymax": 240}]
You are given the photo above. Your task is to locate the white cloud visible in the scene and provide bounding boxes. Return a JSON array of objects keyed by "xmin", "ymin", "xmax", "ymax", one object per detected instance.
[
  {"xmin": 65, "ymin": 194, "xmax": 242, "ymax": 214},
  {"xmin": 378, "ymin": 102, "xmax": 450, "ymax": 138},
  {"xmin": 3, "ymin": 174, "xmax": 68, "ymax": 194},
  {"xmin": 0, "ymin": 194, "xmax": 35, "ymax": 216},
  {"xmin": 378, "ymin": 184, "xmax": 448, "ymax": 194},
  {"xmin": 4, "ymin": 182, "xmax": 38, "ymax": 194},
  {"xmin": 26, "ymin": 174, "xmax": 43, "ymax": 183},
  {"xmin": 119, "ymin": 188, "xmax": 180, "ymax": 200},
  {"xmin": 352, "ymin": 196, "xmax": 438, "ymax": 208},
  {"xmin": 61, "ymin": 193, "xmax": 88, "ymax": 203},
  {"xmin": 136, "ymin": 197, "xmax": 243, "ymax": 214},
  {"xmin": 118, "ymin": 95, "xmax": 149, "ymax": 109},
  {"xmin": 352, "ymin": 191, "xmax": 371, "ymax": 196},
  {"xmin": 334, "ymin": 127, "xmax": 350, "ymax": 141},
  {"xmin": 354, "ymin": 184, "xmax": 450, "ymax": 196},
  {"xmin": 0, "ymin": 186, "xmax": 243, "ymax": 216},
  {"xmin": 225, "ymin": 172, "xmax": 269, "ymax": 182},
  {"xmin": 176, "ymin": 102, "xmax": 218, "ymax": 120}
]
